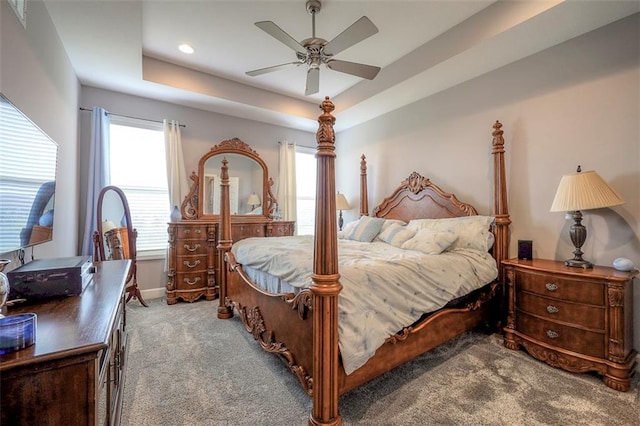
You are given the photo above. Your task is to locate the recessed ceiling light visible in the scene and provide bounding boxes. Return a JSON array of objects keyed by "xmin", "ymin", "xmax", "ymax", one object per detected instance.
[{"xmin": 178, "ymin": 43, "xmax": 194, "ymax": 54}]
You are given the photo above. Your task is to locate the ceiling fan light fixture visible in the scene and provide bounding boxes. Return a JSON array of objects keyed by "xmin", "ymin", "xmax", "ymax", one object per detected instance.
[{"xmin": 246, "ymin": 0, "xmax": 380, "ymax": 95}]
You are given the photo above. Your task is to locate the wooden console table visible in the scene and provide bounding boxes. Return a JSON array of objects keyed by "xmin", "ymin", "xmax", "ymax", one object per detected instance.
[{"xmin": 1, "ymin": 259, "xmax": 131, "ymax": 425}]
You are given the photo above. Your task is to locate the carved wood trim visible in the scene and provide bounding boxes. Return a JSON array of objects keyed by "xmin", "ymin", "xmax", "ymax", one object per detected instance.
[
  {"xmin": 234, "ymin": 301, "xmax": 313, "ymax": 396},
  {"xmin": 181, "ymin": 172, "xmax": 199, "ymax": 220},
  {"xmin": 384, "ymin": 283, "xmax": 498, "ymax": 345},
  {"xmin": 519, "ymin": 339, "xmax": 606, "ymax": 375}
]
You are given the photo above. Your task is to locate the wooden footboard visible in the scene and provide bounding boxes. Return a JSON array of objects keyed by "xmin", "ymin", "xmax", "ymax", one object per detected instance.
[{"xmin": 218, "ymin": 98, "xmax": 510, "ymax": 425}]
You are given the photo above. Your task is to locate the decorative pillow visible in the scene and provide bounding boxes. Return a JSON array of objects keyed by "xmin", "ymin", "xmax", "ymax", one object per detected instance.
[
  {"xmin": 401, "ymin": 229, "xmax": 458, "ymax": 255},
  {"xmin": 347, "ymin": 216, "xmax": 386, "ymax": 242},
  {"xmin": 338, "ymin": 220, "xmax": 358, "ymax": 239},
  {"xmin": 374, "ymin": 219, "xmax": 407, "ymax": 242},
  {"xmin": 407, "ymin": 215, "xmax": 495, "ymax": 252},
  {"xmin": 377, "ymin": 223, "xmax": 416, "ymax": 248}
]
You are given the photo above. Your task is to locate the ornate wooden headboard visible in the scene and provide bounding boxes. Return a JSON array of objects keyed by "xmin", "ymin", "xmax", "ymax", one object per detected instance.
[{"xmin": 370, "ymin": 170, "xmax": 479, "ymax": 221}]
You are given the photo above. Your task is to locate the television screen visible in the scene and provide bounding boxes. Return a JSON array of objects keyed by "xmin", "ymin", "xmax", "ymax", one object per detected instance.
[{"xmin": 0, "ymin": 93, "xmax": 59, "ymax": 254}]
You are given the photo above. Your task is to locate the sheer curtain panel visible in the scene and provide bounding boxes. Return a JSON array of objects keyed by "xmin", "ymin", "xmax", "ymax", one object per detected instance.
[
  {"xmin": 277, "ymin": 141, "xmax": 297, "ymax": 223},
  {"xmin": 164, "ymin": 119, "xmax": 189, "ymax": 210}
]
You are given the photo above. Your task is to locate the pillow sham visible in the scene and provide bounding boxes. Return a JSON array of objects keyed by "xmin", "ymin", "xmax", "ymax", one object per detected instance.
[
  {"xmin": 377, "ymin": 223, "xmax": 415, "ymax": 247},
  {"xmin": 374, "ymin": 219, "xmax": 407, "ymax": 242},
  {"xmin": 407, "ymin": 215, "xmax": 495, "ymax": 252},
  {"xmin": 338, "ymin": 220, "xmax": 358, "ymax": 239},
  {"xmin": 401, "ymin": 229, "xmax": 458, "ymax": 255},
  {"xmin": 347, "ymin": 216, "xmax": 386, "ymax": 242}
]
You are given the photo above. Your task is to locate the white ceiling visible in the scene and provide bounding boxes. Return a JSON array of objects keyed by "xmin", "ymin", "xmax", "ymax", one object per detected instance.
[{"xmin": 44, "ymin": 1, "xmax": 639, "ymax": 132}]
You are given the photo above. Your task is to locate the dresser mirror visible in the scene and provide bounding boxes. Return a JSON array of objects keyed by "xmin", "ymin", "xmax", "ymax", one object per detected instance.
[
  {"xmin": 93, "ymin": 185, "xmax": 148, "ymax": 306},
  {"xmin": 181, "ymin": 138, "xmax": 276, "ymax": 220}
]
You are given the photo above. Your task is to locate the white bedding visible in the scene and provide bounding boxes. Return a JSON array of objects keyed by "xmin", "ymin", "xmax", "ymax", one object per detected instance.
[{"xmin": 231, "ymin": 235, "xmax": 498, "ymax": 374}]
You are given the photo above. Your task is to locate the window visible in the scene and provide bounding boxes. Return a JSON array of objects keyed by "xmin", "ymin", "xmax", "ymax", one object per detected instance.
[
  {"xmin": 109, "ymin": 117, "xmax": 169, "ymax": 254},
  {"xmin": 295, "ymin": 147, "xmax": 317, "ymax": 235}
]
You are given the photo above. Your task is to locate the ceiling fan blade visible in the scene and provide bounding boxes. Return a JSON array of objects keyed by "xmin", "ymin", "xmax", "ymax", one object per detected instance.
[
  {"xmin": 305, "ymin": 68, "xmax": 320, "ymax": 96},
  {"xmin": 326, "ymin": 60, "xmax": 380, "ymax": 80},
  {"xmin": 255, "ymin": 21, "xmax": 307, "ymax": 55},
  {"xmin": 323, "ymin": 16, "xmax": 378, "ymax": 56},
  {"xmin": 246, "ymin": 62, "xmax": 303, "ymax": 77}
]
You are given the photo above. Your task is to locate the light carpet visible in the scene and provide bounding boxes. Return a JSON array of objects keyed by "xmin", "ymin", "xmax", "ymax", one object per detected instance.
[{"xmin": 121, "ymin": 299, "xmax": 639, "ymax": 425}]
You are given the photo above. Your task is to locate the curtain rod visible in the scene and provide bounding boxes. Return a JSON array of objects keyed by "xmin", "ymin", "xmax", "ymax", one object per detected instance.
[
  {"xmin": 79, "ymin": 107, "xmax": 186, "ymax": 128},
  {"xmin": 278, "ymin": 141, "xmax": 314, "ymax": 150}
]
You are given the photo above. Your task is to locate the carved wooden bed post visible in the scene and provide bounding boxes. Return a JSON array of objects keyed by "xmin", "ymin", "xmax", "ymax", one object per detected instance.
[
  {"xmin": 360, "ymin": 155, "xmax": 369, "ymax": 217},
  {"xmin": 309, "ymin": 97, "xmax": 342, "ymax": 426},
  {"xmin": 217, "ymin": 158, "xmax": 233, "ymax": 319},
  {"xmin": 491, "ymin": 121, "xmax": 511, "ymax": 326}
]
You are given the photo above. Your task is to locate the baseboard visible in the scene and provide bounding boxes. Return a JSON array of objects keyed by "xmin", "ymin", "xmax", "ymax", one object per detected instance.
[{"xmin": 140, "ymin": 287, "xmax": 165, "ymax": 301}]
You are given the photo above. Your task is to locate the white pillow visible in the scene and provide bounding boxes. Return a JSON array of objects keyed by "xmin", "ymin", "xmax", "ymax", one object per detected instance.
[
  {"xmin": 377, "ymin": 223, "xmax": 416, "ymax": 247},
  {"xmin": 407, "ymin": 215, "xmax": 495, "ymax": 252},
  {"xmin": 401, "ymin": 229, "xmax": 458, "ymax": 255},
  {"xmin": 374, "ymin": 219, "xmax": 407, "ymax": 241},
  {"xmin": 338, "ymin": 220, "xmax": 358, "ymax": 239},
  {"xmin": 347, "ymin": 216, "xmax": 385, "ymax": 242}
]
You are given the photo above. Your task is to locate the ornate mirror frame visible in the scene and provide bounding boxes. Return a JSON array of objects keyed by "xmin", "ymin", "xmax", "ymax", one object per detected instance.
[{"xmin": 180, "ymin": 138, "xmax": 277, "ymax": 220}]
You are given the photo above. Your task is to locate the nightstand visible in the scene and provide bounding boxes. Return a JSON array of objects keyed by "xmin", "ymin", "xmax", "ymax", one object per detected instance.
[{"xmin": 502, "ymin": 258, "xmax": 638, "ymax": 391}]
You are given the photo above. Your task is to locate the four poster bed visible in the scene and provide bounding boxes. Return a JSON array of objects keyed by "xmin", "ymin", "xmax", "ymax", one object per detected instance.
[{"xmin": 216, "ymin": 97, "xmax": 510, "ymax": 425}]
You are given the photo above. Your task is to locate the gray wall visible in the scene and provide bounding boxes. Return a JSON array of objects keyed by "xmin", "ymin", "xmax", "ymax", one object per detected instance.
[
  {"xmin": 336, "ymin": 14, "xmax": 640, "ymax": 346},
  {"xmin": 0, "ymin": 0, "xmax": 80, "ymax": 265},
  {"xmin": 79, "ymin": 87, "xmax": 316, "ymax": 297}
]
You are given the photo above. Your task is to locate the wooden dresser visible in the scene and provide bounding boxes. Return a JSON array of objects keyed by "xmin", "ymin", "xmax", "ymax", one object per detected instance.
[
  {"xmin": 166, "ymin": 219, "xmax": 294, "ymax": 304},
  {"xmin": 503, "ymin": 258, "xmax": 638, "ymax": 391},
  {"xmin": 1, "ymin": 260, "xmax": 130, "ymax": 425}
]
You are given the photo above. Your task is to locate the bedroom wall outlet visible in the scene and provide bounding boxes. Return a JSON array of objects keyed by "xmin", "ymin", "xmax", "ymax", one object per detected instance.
[{"xmin": 518, "ymin": 240, "xmax": 533, "ymax": 260}]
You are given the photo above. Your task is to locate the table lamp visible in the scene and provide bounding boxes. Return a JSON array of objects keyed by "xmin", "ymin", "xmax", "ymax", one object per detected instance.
[
  {"xmin": 336, "ymin": 192, "xmax": 352, "ymax": 231},
  {"xmin": 550, "ymin": 166, "xmax": 624, "ymax": 268},
  {"xmin": 247, "ymin": 192, "xmax": 260, "ymax": 211}
]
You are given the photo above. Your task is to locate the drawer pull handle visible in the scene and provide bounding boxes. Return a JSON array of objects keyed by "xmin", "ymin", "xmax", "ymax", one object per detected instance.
[
  {"xmin": 183, "ymin": 277, "xmax": 201, "ymax": 286},
  {"xmin": 546, "ymin": 330, "xmax": 559, "ymax": 339},
  {"xmin": 184, "ymin": 244, "xmax": 201, "ymax": 252},
  {"xmin": 546, "ymin": 305, "xmax": 559, "ymax": 314},
  {"xmin": 183, "ymin": 260, "xmax": 201, "ymax": 268},
  {"xmin": 545, "ymin": 283, "xmax": 558, "ymax": 291}
]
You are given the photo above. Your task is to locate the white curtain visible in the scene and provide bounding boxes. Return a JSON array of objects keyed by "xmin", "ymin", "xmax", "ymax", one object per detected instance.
[
  {"xmin": 81, "ymin": 107, "xmax": 110, "ymax": 256},
  {"xmin": 277, "ymin": 141, "xmax": 297, "ymax": 223},
  {"xmin": 163, "ymin": 120, "xmax": 189, "ymax": 210}
]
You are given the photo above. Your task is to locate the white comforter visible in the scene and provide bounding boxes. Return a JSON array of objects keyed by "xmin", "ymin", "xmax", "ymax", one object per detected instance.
[{"xmin": 231, "ymin": 235, "xmax": 498, "ymax": 374}]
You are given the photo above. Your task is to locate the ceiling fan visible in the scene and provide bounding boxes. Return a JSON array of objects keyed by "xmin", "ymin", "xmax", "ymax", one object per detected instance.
[{"xmin": 246, "ymin": 0, "xmax": 381, "ymax": 96}]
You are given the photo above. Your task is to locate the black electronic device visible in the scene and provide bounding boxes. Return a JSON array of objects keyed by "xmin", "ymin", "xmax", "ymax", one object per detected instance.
[
  {"xmin": 518, "ymin": 240, "xmax": 533, "ymax": 260},
  {"xmin": 7, "ymin": 256, "xmax": 94, "ymax": 301}
]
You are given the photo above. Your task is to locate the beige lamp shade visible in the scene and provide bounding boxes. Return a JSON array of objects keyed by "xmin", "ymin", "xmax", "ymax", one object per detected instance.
[
  {"xmin": 336, "ymin": 193, "xmax": 352, "ymax": 210},
  {"xmin": 550, "ymin": 170, "xmax": 624, "ymax": 212},
  {"xmin": 247, "ymin": 192, "xmax": 260, "ymax": 207}
]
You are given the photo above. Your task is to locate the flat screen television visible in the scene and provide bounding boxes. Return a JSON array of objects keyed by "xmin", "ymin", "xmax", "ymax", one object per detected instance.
[{"xmin": 0, "ymin": 93, "xmax": 59, "ymax": 254}]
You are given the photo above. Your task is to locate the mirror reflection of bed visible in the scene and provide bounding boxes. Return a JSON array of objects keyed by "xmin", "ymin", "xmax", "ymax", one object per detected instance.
[{"xmin": 92, "ymin": 185, "xmax": 148, "ymax": 307}]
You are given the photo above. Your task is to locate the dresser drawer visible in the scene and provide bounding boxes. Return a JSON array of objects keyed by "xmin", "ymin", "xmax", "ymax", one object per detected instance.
[
  {"xmin": 233, "ymin": 223, "xmax": 265, "ymax": 240},
  {"xmin": 270, "ymin": 222, "xmax": 294, "ymax": 237},
  {"xmin": 517, "ymin": 270, "xmax": 604, "ymax": 306},
  {"xmin": 176, "ymin": 240, "xmax": 208, "ymax": 256},
  {"xmin": 175, "ymin": 224, "xmax": 210, "ymax": 240},
  {"xmin": 516, "ymin": 292, "xmax": 605, "ymax": 330},
  {"xmin": 176, "ymin": 254, "xmax": 208, "ymax": 272},
  {"xmin": 517, "ymin": 312, "xmax": 605, "ymax": 358},
  {"xmin": 175, "ymin": 271, "xmax": 208, "ymax": 290}
]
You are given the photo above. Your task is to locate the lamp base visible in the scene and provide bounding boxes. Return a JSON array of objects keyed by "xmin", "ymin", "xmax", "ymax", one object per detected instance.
[{"xmin": 564, "ymin": 258, "xmax": 593, "ymax": 269}]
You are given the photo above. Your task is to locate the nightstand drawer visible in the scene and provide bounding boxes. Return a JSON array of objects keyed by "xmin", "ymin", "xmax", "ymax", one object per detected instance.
[
  {"xmin": 176, "ymin": 254, "xmax": 208, "ymax": 272},
  {"xmin": 517, "ymin": 313, "xmax": 605, "ymax": 358},
  {"xmin": 517, "ymin": 270, "xmax": 604, "ymax": 306},
  {"xmin": 516, "ymin": 292, "xmax": 605, "ymax": 330}
]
